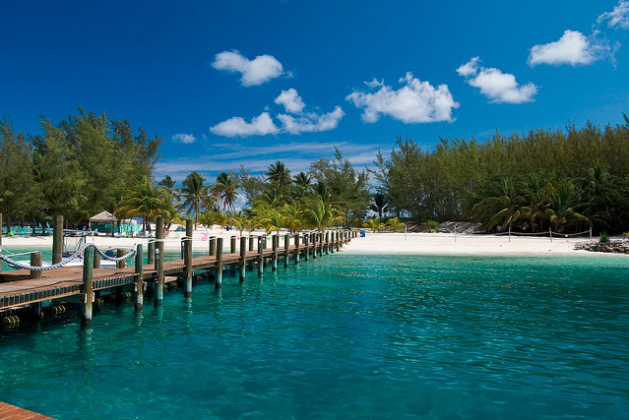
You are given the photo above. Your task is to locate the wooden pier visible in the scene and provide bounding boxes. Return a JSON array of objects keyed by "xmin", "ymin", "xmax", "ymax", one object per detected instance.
[
  {"xmin": 0, "ymin": 229, "xmax": 357, "ymax": 325},
  {"xmin": 0, "ymin": 401, "xmax": 57, "ymax": 420}
]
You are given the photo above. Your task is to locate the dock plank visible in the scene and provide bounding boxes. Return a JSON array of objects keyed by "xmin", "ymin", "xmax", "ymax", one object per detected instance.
[{"xmin": 0, "ymin": 401, "xmax": 57, "ymax": 420}]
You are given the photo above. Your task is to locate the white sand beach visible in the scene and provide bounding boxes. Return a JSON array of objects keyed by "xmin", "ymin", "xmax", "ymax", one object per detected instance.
[
  {"xmin": 0, "ymin": 227, "xmax": 613, "ymax": 257},
  {"xmin": 341, "ymin": 232, "xmax": 602, "ymax": 256}
]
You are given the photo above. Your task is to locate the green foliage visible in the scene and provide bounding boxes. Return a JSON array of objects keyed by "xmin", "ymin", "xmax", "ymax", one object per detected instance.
[
  {"xmin": 302, "ymin": 195, "xmax": 344, "ymax": 231},
  {"xmin": 310, "ymin": 148, "xmax": 370, "ymax": 227},
  {"xmin": 363, "ymin": 217, "xmax": 385, "ymax": 233},
  {"xmin": 422, "ymin": 220, "xmax": 439, "ymax": 232},
  {"xmin": 181, "ymin": 171, "xmax": 215, "ymax": 226},
  {"xmin": 386, "ymin": 217, "xmax": 405, "ymax": 232},
  {"xmin": 375, "ymin": 118, "xmax": 629, "ymax": 234},
  {"xmin": 599, "ymin": 232, "xmax": 611, "ymax": 243}
]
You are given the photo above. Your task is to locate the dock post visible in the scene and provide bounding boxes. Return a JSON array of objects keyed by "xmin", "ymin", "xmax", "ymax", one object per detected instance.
[
  {"xmin": 230, "ymin": 236, "xmax": 236, "ymax": 274},
  {"xmin": 155, "ymin": 217, "xmax": 165, "ymax": 306},
  {"xmin": 325, "ymin": 232, "xmax": 330, "ymax": 254},
  {"xmin": 148, "ymin": 241, "xmax": 155, "ymax": 265},
  {"xmin": 29, "ymin": 252, "xmax": 42, "ymax": 279},
  {"xmin": 135, "ymin": 244, "xmax": 144, "ymax": 311},
  {"xmin": 272, "ymin": 235, "xmax": 278, "ymax": 271},
  {"xmin": 52, "ymin": 215, "xmax": 63, "ymax": 264},
  {"xmin": 249, "ymin": 236, "xmax": 254, "ymax": 251},
  {"xmin": 257, "ymin": 236, "xmax": 264, "ymax": 276},
  {"xmin": 319, "ymin": 232, "xmax": 324, "ymax": 256},
  {"xmin": 304, "ymin": 233, "xmax": 310, "ymax": 261},
  {"xmin": 184, "ymin": 220, "xmax": 193, "ymax": 298},
  {"xmin": 116, "ymin": 248, "xmax": 126, "ymax": 269},
  {"xmin": 215, "ymin": 237, "xmax": 223, "ymax": 288},
  {"xmin": 295, "ymin": 234, "xmax": 300, "ymax": 264},
  {"xmin": 209, "ymin": 237, "xmax": 216, "ymax": 256},
  {"xmin": 312, "ymin": 233, "xmax": 318, "ymax": 259},
  {"xmin": 93, "ymin": 253, "xmax": 100, "ymax": 269},
  {"xmin": 81, "ymin": 246, "xmax": 94, "ymax": 328},
  {"xmin": 284, "ymin": 234, "xmax": 290, "ymax": 267},
  {"xmin": 239, "ymin": 236, "xmax": 247, "ymax": 282}
]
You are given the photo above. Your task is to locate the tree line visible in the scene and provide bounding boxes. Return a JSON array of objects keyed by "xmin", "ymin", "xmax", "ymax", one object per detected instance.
[
  {"xmin": 372, "ymin": 115, "xmax": 629, "ymax": 234},
  {"xmin": 2, "ymin": 108, "xmax": 628, "ymax": 235}
]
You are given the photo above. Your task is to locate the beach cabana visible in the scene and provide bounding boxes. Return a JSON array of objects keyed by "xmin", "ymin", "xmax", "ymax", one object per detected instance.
[{"xmin": 89, "ymin": 211, "xmax": 118, "ymax": 235}]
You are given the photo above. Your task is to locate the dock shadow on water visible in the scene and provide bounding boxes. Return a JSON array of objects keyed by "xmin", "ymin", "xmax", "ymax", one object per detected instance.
[{"xmin": 1, "ymin": 253, "xmax": 628, "ymax": 420}]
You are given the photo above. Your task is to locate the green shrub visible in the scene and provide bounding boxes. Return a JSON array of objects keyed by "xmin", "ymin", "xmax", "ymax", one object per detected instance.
[
  {"xmin": 599, "ymin": 232, "xmax": 611, "ymax": 243},
  {"xmin": 422, "ymin": 220, "xmax": 439, "ymax": 232}
]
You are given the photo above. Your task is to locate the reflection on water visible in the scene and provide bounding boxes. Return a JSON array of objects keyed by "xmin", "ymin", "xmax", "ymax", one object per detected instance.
[{"xmin": 0, "ymin": 254, "xmax": 628, "ymax": 419}]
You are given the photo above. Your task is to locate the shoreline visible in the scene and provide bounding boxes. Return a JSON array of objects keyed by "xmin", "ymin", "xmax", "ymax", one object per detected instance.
[{"xmin": 0, "ymin": 230, "xmax": 621, "ymax": 257}]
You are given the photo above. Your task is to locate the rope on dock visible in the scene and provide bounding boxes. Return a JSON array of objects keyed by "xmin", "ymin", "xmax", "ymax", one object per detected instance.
[{"xmin": 0, "ymin": 243, "xmax": 138, "ymax": 271}]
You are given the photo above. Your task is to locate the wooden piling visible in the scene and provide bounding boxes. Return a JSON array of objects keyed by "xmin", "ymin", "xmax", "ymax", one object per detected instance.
[
  {"xmin": 52, "ymin": 215, "xmax": 63, "ymax": 264},
  {"xmin": 29, "ymin": 252, "xmax": 42, "ymax": 279},
  {"xmin": 294, "ymin": 234, "xmax": 300, "ymax": 264},
  {"xmin": 148, "ymin": 241, "xmax": 155, "ymax": 265},
  {"xmin": 184, "ymin": 220, "xmax": 193, "ymax": 298},
  {"xmin": 93, "ymin": 253, "xmax": 100, "ymax": 269},
  {"xmin": 81, "ymin": 246, "xmax": 94, "ymax": 328},
  {"xmin": 272, "ymin": 235, "xmax": 278, "ymax": 271},
  {"xmin": 116, "ymin": 249, "xmax": 126, "ymax": 269},
  {"xmin": 284, "ymin": 234, "xmax": 290, "ymax": 267},
  {"xmin": 258, "ymin": 236, "xmax": 264, "ymax": 276},
  {"xmin": 155, "ymin": 217, "xmax": 165, "ymax": 306},
  {"xmin": 304, "ymin": 233, "xmax": 310, "ymax": 261},
  {"xmin": 215, "ymin": 237, "xmax": 223, "ymax": 288},
  {"xmin": 209, "ymin": 237, "xmax": 216, "ymax": 256},
  {"xmin": 249, "ymin": 236, "xmax": 254, "ymax": 251},
  {"xmin": 230, "ymin": 236, "xmax": 236, "ymax": 273},
  {"xmin": 135, "ymin": 244, "xmax": 144, "ymax": 311},
  {"xmin": 239, "ymin": 236, "xmax": 247, "ymax": 282}
]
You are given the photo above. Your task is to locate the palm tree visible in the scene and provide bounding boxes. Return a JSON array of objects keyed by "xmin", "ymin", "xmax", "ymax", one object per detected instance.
[
  {"xmin": 281, "ymin": 203, "xmax": 305, "ymax": 233},
  {"xmin": 266, "ymin": 161, "xmax": 291, "ymax": 187},
  {"xmin": 370, "ymin": 192, "xmax": 389, "ymax": 219},
  {"xmin": 386, "ymin": 217, "xmax": 405, "ymax": 232},
  {"xmin": 157, "ymin": 175, "xmax": 180, "ymax": 200},
  {"xmin": 181, "ymin": 171, "xmax": 213, "ymax": 227},
  {"xmin": 293, "ymin": 172, "xmax": 312, "ymax": 189},
  {"xmin": 363, "ymin": 217, "xmax": 385, "ymax": 233},
  {"xmin": 230, "ymin": 211, "xmax": 247, "ymax": 235},
  {"xmin": 213, "ymin": 172, "xmax": 241, "ymax": 212},
  {"xmin": 303, "ymin": 196, "xmax": 344, "ymax": 231},
  {"xmin": 472, "ymin": 175, "xmax": 529, "ymax": 231},
  {"xmin": 545, "ymin": 178, "xmax": 589, "ymax": 231},
  {"xmin": 119, "ymin": 176, "xmax": 163, "ymax": 231},
  {"xmin": 160, "ymin": 192, "xmax": 184, "ymax": 230}
]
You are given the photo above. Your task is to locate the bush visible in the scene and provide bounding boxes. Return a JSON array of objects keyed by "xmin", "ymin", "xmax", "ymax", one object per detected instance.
[
  {"xmin": 422, "ymin": 220, "xmax": 439, "ymax": 232},
  {"xmin": 599, "ymin": 232, "xmax": 611, "ymax": 243}
]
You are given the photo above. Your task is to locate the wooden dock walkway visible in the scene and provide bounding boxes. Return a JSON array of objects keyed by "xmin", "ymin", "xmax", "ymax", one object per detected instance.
[
  {"xmin": 0, "ymin": 232, "xmax": 355, "ymax": 314},
  {"xmin": 0, "ymin": 401, "xmax": 57, "ymax": 420}
]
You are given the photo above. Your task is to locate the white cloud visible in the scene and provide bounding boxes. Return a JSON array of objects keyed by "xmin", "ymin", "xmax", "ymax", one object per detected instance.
[
  {"xmin": 212, "ymin": 50, "xmax": 285, "ymax": 86},
  {"xmin": 457, "ymin": 57, "xmax": 538, "ymax": 104},
  {"xmin": 456, "ymin": 56, "xmax": 481, "ymax": 77},
  {"xmin": 364, "ymin": 78, "xmax": 384, "ymax": 88},
  {"xmin": 598, "ymin": 0, "xmax": 629, "ymax": 29},
  {"xmin": 277, "ymin": 106, "xmax": 345, "ymax": 135},
  {"xmin": 172, "ymin": 133, "xmax": 196, "ymax": 144},
  {"xmin": 346, "ymin": 72, "xmax": 459, "ymax": 124},
  {"xmin": 527, "ymin": 30, "xmax": 614, "ymax": 66},
  {"xmin": 209, "ymin": 112, "xmax": 280, "ymax": 138},
  {"xmin": 274, "ymin": 88, "xmax": 306, "ymax": 114}
]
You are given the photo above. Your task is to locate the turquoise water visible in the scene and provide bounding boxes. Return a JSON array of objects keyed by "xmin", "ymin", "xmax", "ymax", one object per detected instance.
[{"xmin": 1, "ymin": 254, "xmax": 628, "ymax": 419}]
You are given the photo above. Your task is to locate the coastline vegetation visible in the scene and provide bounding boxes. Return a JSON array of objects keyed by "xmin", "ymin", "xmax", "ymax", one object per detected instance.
[{"xmin": 2, "ymin": 109, "xmax": 629, "ymax": 235}]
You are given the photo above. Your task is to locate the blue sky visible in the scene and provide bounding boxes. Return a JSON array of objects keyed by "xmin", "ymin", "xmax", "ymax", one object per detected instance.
[{"xmin": 2, "ymin": 0, "xmax": 629, "ymax": 186}]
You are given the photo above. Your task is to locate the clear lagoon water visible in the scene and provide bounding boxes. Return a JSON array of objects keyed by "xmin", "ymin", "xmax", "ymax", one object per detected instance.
[{"xmin": 1, "ymin": 253, "xmax": 628, "ymax": 419}]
